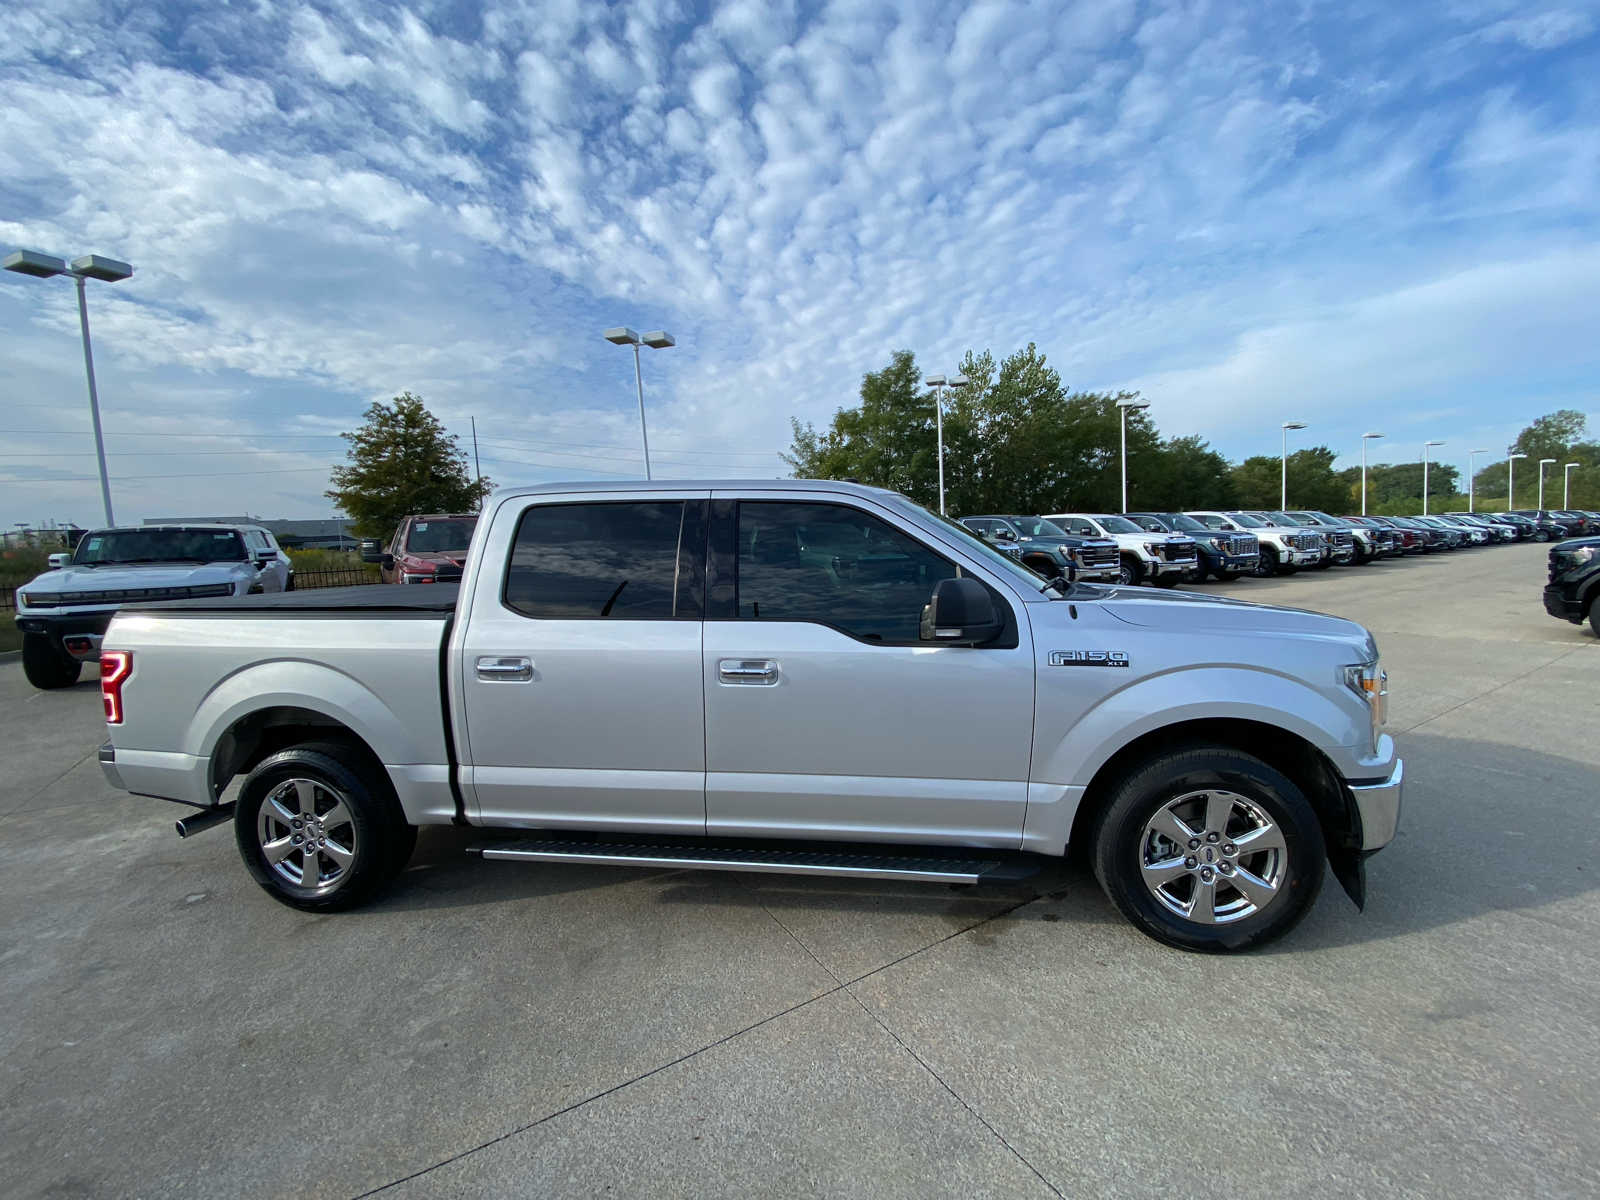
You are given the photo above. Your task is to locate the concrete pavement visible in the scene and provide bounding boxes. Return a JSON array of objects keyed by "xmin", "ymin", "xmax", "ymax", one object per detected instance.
[{"xmin": 1, "ymin": 541, "xmax": 1595, "ymax": 1198}]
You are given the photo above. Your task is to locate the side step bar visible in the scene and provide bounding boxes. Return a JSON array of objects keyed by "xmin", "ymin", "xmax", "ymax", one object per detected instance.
[{"xmin": 472, "ymin": 838, "xmax": 1038, "ymax": 885}]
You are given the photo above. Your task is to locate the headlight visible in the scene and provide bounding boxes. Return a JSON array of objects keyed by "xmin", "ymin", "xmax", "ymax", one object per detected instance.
[
  {"xmin": 1568, "ymin": 545, "xmax": 1597, "ymax": 566},
  {"xmin": 1143, "ymin": 542, "xmax": 1161, "ymax": 554},
  {"xmin": 1343, "ymin": 661, "xmax": 1388, "ymax": 747}
]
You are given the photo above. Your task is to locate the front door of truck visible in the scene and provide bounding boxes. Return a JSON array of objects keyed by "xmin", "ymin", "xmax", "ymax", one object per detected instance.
[
  {"xmin": 701, "ymin": 497, "xmax": 1035, "ymax": 847},
  {"xmin": 458, "ymin": 495, "xmax": 708, "ymax": 834}
]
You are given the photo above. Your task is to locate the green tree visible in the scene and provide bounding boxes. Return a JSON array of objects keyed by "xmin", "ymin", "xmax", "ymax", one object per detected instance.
[
  {"xmin": 326, "ymin": 392, "xmax": 491, "ymax": 540},
  {"xmin": 1471, "ymin": 411, "xmax": 1600, "ymax": 510},
  {"xmin": 1230, "ymin": 446, "xmax": 1349, "ymax": 512},
  {"xmin": 1337, "ymin": 461, "xmax": 1461, "ymax": 514},
  {"xmin": 1139, "ymin": 435, "xmax": 1239, "ymax": 511}
]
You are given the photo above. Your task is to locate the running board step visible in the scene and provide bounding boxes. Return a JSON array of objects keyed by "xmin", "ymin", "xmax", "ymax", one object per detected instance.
[{"xmin": 471, "ymin": 839, "xmax": 1038, "ymax": 885}]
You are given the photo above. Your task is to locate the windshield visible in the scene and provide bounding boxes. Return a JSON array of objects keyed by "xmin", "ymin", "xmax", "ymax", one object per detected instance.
[
  {"xmin": 1227, "ymin": 512, "xmax": 1267, "ymax": 528},
  {"xmin": 1264, "ymin": 512, "xmax": 1303, "ymax": 525},
  {"xmin": 406, "ymin": 517, "xmax": 477, "ymax": 553},
  {"xmin": 1097, "ymin": 515, "xmax": 1142, "ymax": 534},
  {"xmin": 1013, "ymin": 516, "xmax": 1068, "ymax": 537},
  {"xmin": 885, "ymin": 496, "xmax": 1066, "ymax": 592},
  {"xmin": 1128, "ymin": 515, "xmax": 1171, "ymax": 532},
  {"xmin": 74, "ymin": 527, "xmax": 247, "ymax": 565},
  {"xmin": 1161, "ymin": 514, "xmax": 1207, "ymax": 532}
]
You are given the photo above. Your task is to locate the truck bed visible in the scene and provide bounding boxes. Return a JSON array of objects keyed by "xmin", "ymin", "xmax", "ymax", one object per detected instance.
[{"xmin": 122, "ymin": 582, "xmax": 459, "ymax": 614}]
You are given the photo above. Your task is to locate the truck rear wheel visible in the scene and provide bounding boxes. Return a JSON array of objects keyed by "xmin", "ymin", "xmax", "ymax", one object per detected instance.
[
  {"xmin": 1091, "ymin": 745, "xmax": 1325, "ymax": 952},
  {"xmin": 235, "ymin": 743, "xmax": 417, "ymax": 913},
  {"xmin": 22, "ymin": 633, "xmax": 82, "ymax": 690}
]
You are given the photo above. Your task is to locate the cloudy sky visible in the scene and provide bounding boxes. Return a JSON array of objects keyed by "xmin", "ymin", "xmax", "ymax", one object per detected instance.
[{"xmin": 2, "ymin": 0, "xmax": 1597, "ymax": 527}]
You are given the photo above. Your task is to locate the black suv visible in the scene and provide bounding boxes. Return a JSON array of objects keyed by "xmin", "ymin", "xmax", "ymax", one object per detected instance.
[
  {"xmin": 1125, "ymin": 512, "xmax": 1259, "ymax": 581},
  {"xmin": 1544, "ymin": 537, "xmax": 1600, "ymax": 636},
  {"xmin": 957, "ymin": 515, "xmax": 1121, "ymax": 583},
  {"xmin": 1507, "ymin": 511, "xmax": 1573, "ymax": 542}
]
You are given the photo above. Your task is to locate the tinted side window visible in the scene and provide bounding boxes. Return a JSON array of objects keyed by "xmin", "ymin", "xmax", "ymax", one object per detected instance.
[
  {"xmin": 505, "ymin": 502, "xmax": 698, "ymax": 620},
  {"xmin": 736, "ymin": 502, "xmax": 957, "ymax": 643}
]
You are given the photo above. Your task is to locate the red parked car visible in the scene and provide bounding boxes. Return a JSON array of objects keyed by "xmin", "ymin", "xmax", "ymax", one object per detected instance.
[{"xmin": 360, "ymin": 513, "xmax": 478, "ymax": 584}]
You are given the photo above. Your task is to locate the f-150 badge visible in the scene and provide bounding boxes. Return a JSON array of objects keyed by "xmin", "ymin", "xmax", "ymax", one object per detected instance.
[{"xmin": 1049, "ymin": 650, "xmax": 1129, "ymax": 668}]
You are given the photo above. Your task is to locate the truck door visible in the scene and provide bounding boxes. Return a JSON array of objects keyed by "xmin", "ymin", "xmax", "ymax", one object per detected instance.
[
  {"xmin": 458, "ymin": 496, "xmax": 708, "ymax": 834},
  {"xmin": 701, "ymin": 497, "xmax": 1035, "ymax": 847}
]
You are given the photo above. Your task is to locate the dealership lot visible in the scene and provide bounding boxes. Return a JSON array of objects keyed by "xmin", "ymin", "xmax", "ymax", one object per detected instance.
[{"xmin": 2, "ymin": 542, "xmax": 1596, "ymax": 1199}]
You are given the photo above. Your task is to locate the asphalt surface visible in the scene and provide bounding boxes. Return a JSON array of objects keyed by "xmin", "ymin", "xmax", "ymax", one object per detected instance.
[{"xmin": 2, "ymin": 542, "xmax": 1596, "ymax": 1199}]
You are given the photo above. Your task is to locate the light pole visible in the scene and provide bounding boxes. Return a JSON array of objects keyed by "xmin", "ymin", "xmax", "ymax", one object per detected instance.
[
  {"xmin": 1361, "ymin": 432, "xmax": 1385, "ymax": 516},
  {"xmin": 1507, "ymin": 452, "xmax": 1527, "ymax": 511},
  {"xmin": 1422, "ymin": 440, "xmax": 1445, "ymax": 515},
  {"xmin": 1467, "ymin": 448, "xmax": 1489, "ymax": 513},
  {"xmin": 925, "ymin": 374, "xmax": 968, "ymax": 516},
  {"xmin": 1538, "ymin": 458, "xmax": 1557, "ymax": 510},
  {"xmin": 3, "ymin": 249, "xmax": 133, "ymax": 526},
  {"xmin": 1280, "ymin": 422, "xmax": 1307, "ymax": 511},
  {"xmin": 1565, "ymin": 462, "xmax": 1580, "ymax": 509},
  {"xmin": 1119, "ymin": 398, "xmax": 1151, "ymax": 512},
  {"xmin": 603, "ymin": 327, "xmax": 674, "ymax": 480}
]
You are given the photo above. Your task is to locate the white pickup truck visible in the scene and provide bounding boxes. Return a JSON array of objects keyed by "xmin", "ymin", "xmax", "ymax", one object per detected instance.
[{"xmin": 97, "ymin": 480, "xmax": 1402, "ymax": 953}]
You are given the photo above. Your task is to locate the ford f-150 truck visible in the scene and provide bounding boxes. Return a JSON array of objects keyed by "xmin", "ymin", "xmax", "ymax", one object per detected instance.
[{"xmin": 97, "ymin": 480, "xmax": 1402, "ymax": 953}]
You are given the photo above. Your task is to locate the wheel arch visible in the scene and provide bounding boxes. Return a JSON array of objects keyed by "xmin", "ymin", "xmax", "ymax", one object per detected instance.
[{"xmin": 208, "ymin": 705, "xmax": 379, "ymax": 798}]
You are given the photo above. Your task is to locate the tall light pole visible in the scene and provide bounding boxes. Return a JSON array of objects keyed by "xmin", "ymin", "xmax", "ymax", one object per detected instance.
[
  {"xmin": 1538, "ymin": 458, "xmax": 1557, "ymax": 510},
  {"xmin": 1119, "ymin": 398, "xmax": 1151, "ymax": 512},
  {"xmin": 1507, "ymin": 452, "xmax": 1527, "ymax": 511},
  {"xmin": 925, "ymin": 374, "xmax": 968, "ymax": 516},
  {"xmin": 1280, "ymin": 422, "xmax": 1307, "ymax": 511},
  {"xmin": 1565, "ymin": 462, "xmax": 1580, "ymax": 509},
  {"xmin": 1422, "ymin": 440, "xmax": 1445, "ymax": 515},
  {"xmin": 604, "ymin": 327, "xmax": 674, "ymax": 480},
  {"xmin": 1361, "ymin": 432, "xmax": 1385, "ymax": 516},
  {"xmin": 1467, "ymin": 448, "xmax": 1489, "ymax": 513},
  {"xmin": 3, "ymin": 249, "xmax": 133, "ymax": 526}
]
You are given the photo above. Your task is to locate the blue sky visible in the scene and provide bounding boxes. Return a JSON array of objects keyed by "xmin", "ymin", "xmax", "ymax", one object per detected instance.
[{"xmin": 2, "ymin": 0, "xmax": 1597, "ymax": 526}]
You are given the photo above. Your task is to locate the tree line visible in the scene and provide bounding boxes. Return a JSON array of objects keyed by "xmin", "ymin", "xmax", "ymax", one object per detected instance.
[{"xmin": 783, "ymin": 347, "xmax": 1597, "ymax": 516}]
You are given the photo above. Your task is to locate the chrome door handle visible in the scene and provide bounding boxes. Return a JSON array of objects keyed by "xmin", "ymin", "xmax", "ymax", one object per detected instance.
[
  {"xmin": 718, "ymin": 659, "xmax": 778, "ymax": 684},
  {"xmin": 477, "ymin": 655, "xmax": 533, "ymax": 682}
]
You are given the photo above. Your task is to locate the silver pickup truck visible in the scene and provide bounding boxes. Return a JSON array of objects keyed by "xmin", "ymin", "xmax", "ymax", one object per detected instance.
[{"xmin": 98, "ymin": 480, "xmax": 1402, "ymax": 952}]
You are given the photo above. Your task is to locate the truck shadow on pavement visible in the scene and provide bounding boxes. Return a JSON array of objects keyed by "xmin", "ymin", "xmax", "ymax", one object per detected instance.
[{"xmin": 376, "ymin": 729, "xmax": 1596, "ymax": 957}]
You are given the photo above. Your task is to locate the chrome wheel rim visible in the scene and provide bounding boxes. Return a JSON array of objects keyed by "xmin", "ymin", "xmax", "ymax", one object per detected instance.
[
  {"xmin": 257, "ymin": 777, "xmax": 357, "ymax": 892},
  {"xmin": 1138, "ymin": 789, "xmax": 1287, "ymax": 925}
]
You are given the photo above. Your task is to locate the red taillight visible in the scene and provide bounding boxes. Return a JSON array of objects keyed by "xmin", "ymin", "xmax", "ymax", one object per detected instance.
[{"xmin": 101, "ymin": 650, "xmax": 132, "ymax": 724}]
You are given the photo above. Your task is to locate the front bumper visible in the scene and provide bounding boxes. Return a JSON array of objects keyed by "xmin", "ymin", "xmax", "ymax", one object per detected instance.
[
  {"xmin": 1075, "ymin": 566, "xmax": 1121, "ymax": 583},
  {"xmin": 1149, "ymin": 559, "xmax": 1198, "ymax": 576},
  {"xmin": 13, "ymin": 609, "xmax": 116, "ymax": 658},
  {"xmin": 1281, "ymin": 547, "xmax": 1321, "ymax": 566},
  {"xmin": 1201, "ymin": 549, "xmax": 1259, "ymax": 572},
  {"xmin": 1348, "ymin": 759, "xmax": 1403, "ymax": 851},
  {"xmin": 1543, "ymin": 583, "xmax": 1584, "ymax": 623}
]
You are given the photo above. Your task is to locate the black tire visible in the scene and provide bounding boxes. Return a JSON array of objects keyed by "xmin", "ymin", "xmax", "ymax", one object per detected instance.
[
  {"xmin": 235, "ymin": 742, "xmax": 417, "ymax": 913},
  {"xmin": 1091, "ymin": 744, "xmax": 1325, "ymax": 953},
  {"xmin": 1250, "ymin": 548, "xmax": 1278, "ymax": 577},
  {"xmin": 1118, "ymin": 555, "xmax": 1144, "ymax": 586},
  {"xmin": 22, "ymin": 633, "xmax": 82, "ymax": 690},
  {"xmin": 284, "ymin": 572, "xmax": 296, "ymax": 592},
  {"xmin": 1153, "ymin": 574, "xmax": 1181, "ymax": 588},
  {"xmin": 1590, "ymin": 604, "xmax": 1600, "ymax": 639},
  {"xmin": 1534, "ymin": 530, "xmax": 1550, "ymax": 543},
  {"xmin": 1214, "ymin": 570, "xmax": 1242, "ymax": 582}
]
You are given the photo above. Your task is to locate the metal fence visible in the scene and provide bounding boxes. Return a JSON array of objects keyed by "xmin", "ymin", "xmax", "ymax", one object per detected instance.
[{"xmin": 0, "ymin": 571, "xmax": 378, "ymax": 612}]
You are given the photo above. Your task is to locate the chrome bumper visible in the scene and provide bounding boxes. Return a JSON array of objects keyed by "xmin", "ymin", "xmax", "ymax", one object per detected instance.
[{"xmin": 1349, "ymin": 759, "xmax": 1403, "ymax": 851}]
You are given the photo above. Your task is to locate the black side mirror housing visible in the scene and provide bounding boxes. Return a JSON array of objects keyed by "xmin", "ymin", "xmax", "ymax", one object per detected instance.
[
  {"xmin": 359, "ymin": 539, "xmax": 387, "ymax": 564},
  {"xmin": 920, "ymin": 577, "xmax": 1003, "ymax": 645}
]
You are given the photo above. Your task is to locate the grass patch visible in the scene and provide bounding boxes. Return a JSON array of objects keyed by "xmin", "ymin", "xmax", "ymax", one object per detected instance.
[{"xmin": 0, "ymin": 623, "xmax": 22, "ymax": 655}]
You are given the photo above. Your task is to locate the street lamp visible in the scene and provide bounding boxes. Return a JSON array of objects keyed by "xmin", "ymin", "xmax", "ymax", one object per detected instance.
[
  {"xmin": 1538, "ymin": 458, "xmax": 1557, "ymax": 510},
  {"xmin": 1422, "ymin": 440, "xmax": 1445, "ymax": 515},
  {"xmin": 1360, "ymin": 432, "xmax": 1385, "ymax": 516},
  {"xmin": 1119, "ymin": 399, "xmax": 1151, "ymax": 512},
  {"xmin": 1280, "ymin": 422, "xmax": 1307, "ymax": 511},
  {"xmin": 1467, "ymin": 448, "xmax": 1490, "ymax": 513},
  {"xmin": 3, "ymin": 249, "xmax": 133, "ymax": 526},
  {"xmin": 603, "ymin": 327, "xmax": 674, "ymax": 480},
  {"xmin": 1507, "ymin": 452, "xmax": 1527, "ymax": 511},
  {"xmin": 925, "ymin": 374, "xmax": 967, "ymax": 517},
  {"xmin": 1565, "ymin": 462, "xmax": 1580, "ymax": 509}
]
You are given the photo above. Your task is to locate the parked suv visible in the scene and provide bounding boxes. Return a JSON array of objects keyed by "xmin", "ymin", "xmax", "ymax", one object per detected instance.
[
  {"xmin": 1507, "ymin": 511, "xmax": 1572, "ymax": 542},
  {"xmin": 957, "ymin": 515, "xmax": 1121, "ymax": 583},
  {"xmin": 1288, "ymin": 511, "xmax": 1390, "ymax": 563},
  {"xmin": 13, "ymin": 523, "xmax": 290, "ymax": 689},
  {"xmin": 1046, "ymin": 513, "xmax": 1199, "ymax": 586},
  {"xmin": 1445, "ymin": 513, "xmax": 1519, "ymax": 542},
  {"xmin": 361, "ymin": 514, "xmax": 479, "ymax": 583},
  {"xmin": 1187, "ymin": 512, "xmax": 1322, "ymax": 577},
  {"xmin": 1543, "ymin": 536, "xmax": 1600, "ymax": 636},
  {"xmin": 1126, "ymin": 512, "xmax": 1259, "ymax": 581}
]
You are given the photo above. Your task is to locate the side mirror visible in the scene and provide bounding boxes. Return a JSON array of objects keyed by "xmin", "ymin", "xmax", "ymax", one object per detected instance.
[
  {"xmin": 359, "ymin": 539, "xmax": 387, "ymax": 564},
  {"xmin": 48, "ymin": 553, "xmax": 70, "ymax": 569},
  {"xmin": 920, "ymin": 577, "xmax": 1003, "ymax": 645},
  {"xmin": 992, "ymin": 528, "xmax": 1017, "ymax": 542}
]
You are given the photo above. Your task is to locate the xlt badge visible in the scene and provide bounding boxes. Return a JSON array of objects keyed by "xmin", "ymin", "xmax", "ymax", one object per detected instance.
[{"xmin": 1049, "ymin": 650, "xmax": 1129, "ymax": 668}]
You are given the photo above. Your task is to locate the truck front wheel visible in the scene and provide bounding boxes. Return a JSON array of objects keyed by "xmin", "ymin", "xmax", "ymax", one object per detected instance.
[
  {"xmin": 235, "ymin": 743, "xmax": 417, "ymax": 913},
  {"xmin": 1092, "ymin": 745, "xmax": 1325, "ymax": 952},
  {"xmin": 22, "ymin": 633, "xmax": 82, "ymax": 690},
  {"xmin": 1118, "ymin": 555, "xmax": 1145, "ymax": 586}
]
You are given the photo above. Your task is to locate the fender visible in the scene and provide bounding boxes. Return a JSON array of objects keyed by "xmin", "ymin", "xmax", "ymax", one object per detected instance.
[
  {"xmin": 1037, "ymin": 665, "xmax": 1366, "ymax": 789},
  {"xmin": 186, "ymin": 658, "xmax": 444, "ymax": 769}
]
